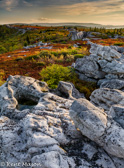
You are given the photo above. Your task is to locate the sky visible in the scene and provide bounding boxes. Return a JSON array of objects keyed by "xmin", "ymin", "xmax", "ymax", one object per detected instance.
[{"xmin": 0, "ymin": 0, "xmax": 124, "ymax": 25}]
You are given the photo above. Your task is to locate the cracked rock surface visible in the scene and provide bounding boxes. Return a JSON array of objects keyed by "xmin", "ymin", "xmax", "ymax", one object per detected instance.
[
  {"xmin": 0, "ymin": 75, "xmax": 124, "ymax": 168},
  {"xmin": 70, "ymin": 98, "xmax": 124, "ymax": 159}
]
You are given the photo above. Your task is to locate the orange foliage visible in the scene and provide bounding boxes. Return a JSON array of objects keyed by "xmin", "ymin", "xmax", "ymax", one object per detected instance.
[
  {"xmin": 11, "ymin": 25, "xmax": 64, "ymax": 30},
  {"xmin": 91, "ymin": 38, "xmax": 124, "ymax": 47},
  {"xmin": 0, "ymin": 44, "xmax": 75, "ymax": 81}
]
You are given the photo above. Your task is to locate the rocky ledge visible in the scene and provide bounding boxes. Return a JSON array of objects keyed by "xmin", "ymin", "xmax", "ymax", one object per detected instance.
[
  {"xmin": 0, "ymin": 75, "xmax": 124, "ymax": 168},
  {"xmin": 75, "ymin": 41, "xmax": 124, "ymax": 90}
]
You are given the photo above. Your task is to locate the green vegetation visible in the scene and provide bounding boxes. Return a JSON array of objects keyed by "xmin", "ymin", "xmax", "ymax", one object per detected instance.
[
  {"xmin": 39, "ymin": 48, "xmax": 87, "ymax": 61},
  {"xmin": 39, "ymin": 64, "xmax": 97, "ymax": 98},
  {"xmin": 25, "ymin": 55, "xmax": 40, "ymax": 60},
  {"xmin": 0, "ymin": 24, "xmax": 124, "ymax": 54},
  {"xmin": 74, "ymin": 54, "xmax": 85, "ymax": 61},
  {"xmin": 1, "ymin": 24, "xmax": 124, "ymax": 97},
  {"xmin": 39, "ymin": 64, "xmax": 71, "ymax": 89},
  {"xmin": 114, "ymin": 42, "xmax": 124, "ymax": 46},
  {"xmin": 78, "ymin": 27, "xmax": 124, "ymax": 36},
  {"xmin": 0, "ymin": 25, "xmax": 69, "ymax": 54}
]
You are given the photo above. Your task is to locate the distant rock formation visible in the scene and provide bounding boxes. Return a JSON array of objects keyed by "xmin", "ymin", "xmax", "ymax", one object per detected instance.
[
  {"xmin": 0, "ymin": 75, "xmax": 124, "ymax": 167},
  {"xmin": 68, "ymin": 31, "xmax": 90, "ymax": 40},
  {"xmin": 23, "ymin": 41, "xmax": 53, "ymax": 50}
]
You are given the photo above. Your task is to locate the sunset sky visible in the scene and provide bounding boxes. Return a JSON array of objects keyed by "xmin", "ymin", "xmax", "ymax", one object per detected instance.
[{"xmin": 0, "ymin": 0, "xmax": 124, "ymax": 25}]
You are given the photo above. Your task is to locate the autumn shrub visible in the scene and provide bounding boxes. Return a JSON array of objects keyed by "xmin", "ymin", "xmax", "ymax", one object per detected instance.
[
  {"xmin": 51, "ymin": 51, "xmax": 59, "ymax": 57},
  {"xmin": 114, "ymin": 42, "xmax": 124, "ymax": 46},
  {"xmin": 25, "ymin": 55, "xmax": 40, "ymax": 60},
  {"xmin": 39, "ymin": 64, "xmax": 71, "ymax": 89},
  {"xmin": 65, "ymin": 58, "xmax": 73, "ymax": 63},
  {"xmin": 0, "ymin": 69, "xmax": 5, "ymax": 86},
  {"xmin": 70, "ymin": 49, "xmax": 78, "ymax": 55},
  {"xmin": 68, "ymin": 45, "xmax": 72, "ymax": 49},
  {"xmin": 39, "ymin": 65, "xmax": 97, "ymax": 98},
  {"xmin": 75, "ymin": 81, "xmax": 97, "ymax": 99},
  {"xmin": 37, "ymin": 61, "xmax": 46, "ymax": 66},
  {"xmin": 0, "ymin": 46, "xmax": 7, "ymax": 54},
  {"xmin": 39, "ymin": 50, "xmax": 52, "ymax": 58}
]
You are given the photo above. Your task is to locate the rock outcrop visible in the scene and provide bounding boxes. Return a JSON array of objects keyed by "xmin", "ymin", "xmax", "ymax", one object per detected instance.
[
  {"xmin": 69, "ymin": 31, "xmax": 90, "ymax": 40},
  {"xmin": 0, "ymin": 75, "xmax": 124, "ymax": 167},
  {"xmin": 90, "ymin": 88, "xmax": 124, "ymax": 110},
  {"xmin": 75, "ymin": 41, "xmax": 124, "ymax": 90},
  {"xmin": 70, "ymin": 98, "xmax": 124, "ymax": 159}
]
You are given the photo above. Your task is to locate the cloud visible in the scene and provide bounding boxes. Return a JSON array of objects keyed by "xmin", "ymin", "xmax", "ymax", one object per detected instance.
[
  {"xmin": 0, "ymin": 0, "xmax": 124, "ymax": 25},
  {"xmin": 0, "ymin": 0, "xmax": 33, "ymax": 11},
  {"xmin": 23, "ymin": 0, "xmax": 33, "ymax": 7},
  {"xmin": 1, "ymin": 0, "xmax": 124, "ymax": 13},
  {"xmin": 38, "ymin": 17, "xmax": 51, "ymax": 21},
  {"xmin": 53, "ymin": 0, "xmax": 124, "ymax": 16},
  {"xmin": 0, "ymin": 0, "xmax": 19, "ymax": 11},
  {"xmin": 0, "ymin": 0, "xmax": 106, "ymax": 11},
  {"xmin": 30, "ymin": 17, "xmax": 61, "ymax": 23}
]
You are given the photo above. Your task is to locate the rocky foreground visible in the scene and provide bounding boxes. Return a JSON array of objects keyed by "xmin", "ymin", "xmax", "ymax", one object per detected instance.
[
  {"xmin": 0, "ymin": 74, "xmax": 124, "ymax": 168},
  {"xmin": 1, "ymin": 42, "xmax": 124, "ymax": 167}
]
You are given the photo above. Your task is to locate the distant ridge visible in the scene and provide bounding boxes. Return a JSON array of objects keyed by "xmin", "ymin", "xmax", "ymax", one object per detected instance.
[
  {"xmin": 3, "ymin": 22, "xmax": 124, "ymax": 29},
  {"xmin": 30, "ymin": 23, "xmax": 124, "ymax": 29}
]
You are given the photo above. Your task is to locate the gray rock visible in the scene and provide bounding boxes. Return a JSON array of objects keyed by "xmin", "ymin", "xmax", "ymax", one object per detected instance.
[
  {"xmin": 70, "ymin": 98, "xmax": 124, "ymax": 159},
  {"xmin": 70, "ymin": 98, "xmax": 107, "ymax": 142},
  {"xmin": 90, "ymin": 88, "xmax": 124, "ymax": 110},
  {"xmin": 0, "ymin": 76, "xmax": 123, "ymax": 167},
  {"xmin": 75, "ymin": 57, "xmax": 105, "ymax": 79},
  {"xmin": 98, "ymin": 59, "xmax": 124, "ymax": 74},
  {"xmin": 99, "ymin": 79, "xmax": 124, "ymax": 90},
  {"xmin": 89, "ymin": 42, "xmax": 121, "ymax": 61},
  {"xmin": 69, "ymin": 31, "xmax": 89, "ymax": 40},
  {"xmin": 110, "ymin": 45, "xmax": 124, "ymax": 53},
  {"xmin": 56, "ymin": 81, "xmax": 83, "ymax": 99},
  {"xmin": 105, "ymin": 74, "xmax": 118, "ymax": 79},
  {"xmin": 73, "ymin": 44, "xmax": 78, "ymax": 48},
  {"xmin": 74, "ymin": 42, "xmax": 124, "ymax": 85},
  {"xmin": 69, "ymin": 31, "xmax": 84, "ymax": 40},
  {"xmin": 76, "ymin": 72, "xmax": 97, "ymax": 83},
  {"xmin": 110, "ymin": 105, "xmax": 124, "ymax": 128},
  {"xmin": 0, "ymin": 75, "xmax": 48, "ymax": 117}
]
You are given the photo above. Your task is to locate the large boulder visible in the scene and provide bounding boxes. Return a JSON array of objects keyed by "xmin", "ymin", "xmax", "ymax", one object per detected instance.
[
  {"xmin": 98, "ymin": 59, "xmax": 124, "ymax": 74},
  {"xmin": 75, "ymin": 56, "xmax": 106, "ymax": 79},
  {"xmin": 0, "ymin": 75, "xmax": 49, "ymax": 117},
  {"xmin": 70, "ymin": 98, "xmax": 124, "ymax": 159}
]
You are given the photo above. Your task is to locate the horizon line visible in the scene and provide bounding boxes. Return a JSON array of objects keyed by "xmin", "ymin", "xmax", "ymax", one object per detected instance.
[{"xmin": 0, "ymin": 22, "xmax": 124, "ymax": 27}]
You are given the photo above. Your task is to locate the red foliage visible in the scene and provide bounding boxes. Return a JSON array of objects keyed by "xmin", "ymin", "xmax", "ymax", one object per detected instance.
[
  {"xmin": 0, "ymin": 44, "xmax": 74, "ymax": 81},
  {"xmin": 91, "ymin": 38, "xmax": 124, "ymax": 47}
]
